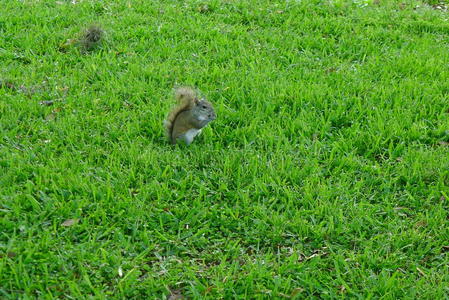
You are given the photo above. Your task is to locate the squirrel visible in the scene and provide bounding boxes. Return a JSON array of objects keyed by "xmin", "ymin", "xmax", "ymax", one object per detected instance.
[{"xmin": 164, "ymin": 87, "xmax": 216, "ymax": 145}]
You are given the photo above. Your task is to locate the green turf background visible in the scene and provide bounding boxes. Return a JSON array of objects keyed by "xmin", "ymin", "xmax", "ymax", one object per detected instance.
[{"xmin": 1, "ymin": 0, "xmax": 448, "ymax": 298}]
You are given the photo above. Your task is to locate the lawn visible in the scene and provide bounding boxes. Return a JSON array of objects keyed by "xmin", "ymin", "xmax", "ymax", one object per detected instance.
[{"xmin": 1, "ymin": 0, "xmax": 449, "ymax": 298}]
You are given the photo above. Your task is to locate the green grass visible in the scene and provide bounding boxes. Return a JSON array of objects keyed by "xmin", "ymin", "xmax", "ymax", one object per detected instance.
[{"xmin": 1, "ymin": 0, "xmax": 449, "ymax": 298}]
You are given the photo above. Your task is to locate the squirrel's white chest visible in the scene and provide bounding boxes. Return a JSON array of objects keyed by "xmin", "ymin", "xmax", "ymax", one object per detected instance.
[{"xmin": 180, "ymin": 128, "xmax": 202, "ymax": 145}]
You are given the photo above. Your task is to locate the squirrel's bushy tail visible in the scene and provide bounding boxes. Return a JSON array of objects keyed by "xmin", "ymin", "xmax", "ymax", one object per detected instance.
[
  {"xmin": 174, "ymin": 87, "xmax": 197, "ymax": 106},
  {"xmin": 164, "ymin": 87, "xmax": 197, "ymax": 143}
]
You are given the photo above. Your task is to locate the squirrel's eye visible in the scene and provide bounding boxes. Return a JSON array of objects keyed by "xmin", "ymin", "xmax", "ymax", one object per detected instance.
[{"xmin": 202, "ymin": 105, "xmax": 207, "ymax": 109}]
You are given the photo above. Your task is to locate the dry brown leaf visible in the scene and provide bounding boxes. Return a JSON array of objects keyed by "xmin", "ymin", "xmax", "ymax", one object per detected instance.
[
  {"xmin": 198, "ymin": 4, "xmax": 210, "ymax": 13},
  {"xmin": 393, "ymin": 207, "xmax": 408, "ymax": 210},
  {"xmin": 432, "ymin": 3, "xmax": 447, "ymax": 11},
  {"xmin": 58, "ymin": 86, "xmax": 69, "ymax": 96},
  {"xmin": 40, "ymin": 100, "xmax": 54, "ymax": 106},
  {"xmin": 416, "ymin": 267, "xmax": 426, "ymax": 276},
  {"xmin": 168, "ymin": 288, "xmax": 184, "ymax": 300},
  {"xmin": 0, "ymin": 80, "xmax": 16, "ymax": 90},
  {"xmin": 2, "ymin": 251, "xmax": 17, "ymax": 258},
  {"xmin": 61, "ymin": 218, "xmax": 79, "ymax": 227},
  {"xmin": 45, "ymin": 113, "xmax": 56, "ymax": 121},
  {"xmin": 291, "ymin": 288, "xmax": 304, "ymax": 297},
  {"xmin": 414, "ymin": 220, "xmax": 427, "ymax": 228}
]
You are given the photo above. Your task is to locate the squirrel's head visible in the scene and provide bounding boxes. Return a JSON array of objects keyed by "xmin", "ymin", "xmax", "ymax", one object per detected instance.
[{"xmin": 192, "ymin": 97, "xmax": 216, "ymax": 124}]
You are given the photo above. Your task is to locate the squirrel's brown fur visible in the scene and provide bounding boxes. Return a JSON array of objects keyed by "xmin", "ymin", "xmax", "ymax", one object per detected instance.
[{"xmin": 164, "ymin": 87, "xmax": 198, "ymax": 143}]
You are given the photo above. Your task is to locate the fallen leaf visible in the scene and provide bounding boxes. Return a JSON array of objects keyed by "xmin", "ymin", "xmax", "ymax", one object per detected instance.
[
  {"xmin": 414, "ymin": 220, "xmax": 427, "ymax": 228},
  {"xmin": 432, "ymin": 3, "xmax": 447, "ymax": 11},
  {"xmin": 123, "ymin": 101, "xmax": 134, "ymax": 108},
  {"xmin": 40, "ymin": 100, "xmax": 54, "ymax": 106},
  {"xmin": 19, "ymin": 85, "xmax": 36, "ymax": 95},
  {"xmin": 277, "ymin": 292, "xmax": 289, "ymax": 298},
  {"xmin": 0, "ymin": 80, "xmax": 16, "ymax": 90},
  {"xmin": 45, "ymin": 113, "xmax": 56, "ymax": 121},
  {"xmin": 168, "ymin": 288, "xmax": 184, "ymax": 300},
  {"xmin": 118, "ymin": 266, "xmax": 123, "ymax": 277},
  {"xmin": 198, "ymin": 4, "xmax": 210, "ymax": 13},
  {"xmin": 0, "ymin": 252, "xmax": 17, "ymax": 258},
  {"xmin": 305, "ymin": 253, "xmax": 320, "ymax": 260},
  {"xmin": 416, "ymin": 267, "xmax": 426, "ymax": 276},
  {"xmin": 291, "ymin": 288, "xmax": 304, "ymax": 297},
  {"xmin": 58, "ymin": 86, "xmax": 69, "ymax": 95},
  {"xmin": 298, "ymin": 247, "xmax": 329, "ymax": 262},
  {"xmin": 437, "ymin": 141, "xmax": 449, "ymax": 146},
  {"xmin": 61, "ymin": 218, "xmax": 79, "ymax": 227},
  {"xmin": 393, "ymin": 207, "xmax": 408, "ymax": 210}
]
